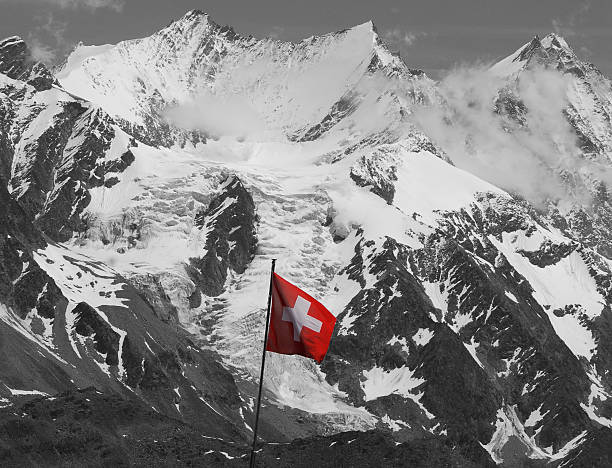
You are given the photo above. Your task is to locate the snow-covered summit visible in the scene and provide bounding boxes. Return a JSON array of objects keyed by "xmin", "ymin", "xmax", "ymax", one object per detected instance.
[
  {"xmin": 57, "ymin": 11, "xmax": 422, "ymax": 143},
  {"xmin": 491, "ymin": 32, "xmax": 586, "ymax": 79},
  {"xmin": 490, "ymin": 31, "xmax": 612, "ymax": 161}
]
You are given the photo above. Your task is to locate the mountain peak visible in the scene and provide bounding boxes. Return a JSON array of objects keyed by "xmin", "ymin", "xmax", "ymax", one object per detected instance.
[
  {"xmin": 167, "ymin": 9, "xmax": 216, "ymax": 32},
  {"xmin": 515, "ymin": 35, "xmax": 543, "ymax": 62},
  {"xmin": 182, "ymin": 9, "xmax": 209, "ymax": 22},
  {"xmin": 492, "ymin": 30, "xmax": 583, "ymax": 79},
  {"xmin": 0, "ymin": 35, "xmax": 29, "ymax": 79},
  {"xmin": 333, "ymin": 20, "xmax": 377, "ymax": 43},
  {"xmin": 541, "ymin": 33, "xmax": 570, "ymax": 49},
  {"xmin": 0, "ymin": 36, "xmax": 25, "ymax": 47},
  {"xmin": 350, "ymin": 20, "xmax": 378, "ymax": 38},
  {"xmin": 0, "ymin": 35, "xmax": 55, "ymax": 90},
  {"xmin": 362, "ymin": 19, "xmax": 376, "ymax": 31}
]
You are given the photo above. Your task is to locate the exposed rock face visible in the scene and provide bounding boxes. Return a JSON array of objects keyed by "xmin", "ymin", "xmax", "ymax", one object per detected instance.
[
  {"xmin": 561, "ymin": 427, "xmax": 612, "ymax": 467},
  {"xmin": 74, "ymin": 302, "xmax": 121, "ymax": 366},
  {"xmin": 129, "ymin": 274, "xmax": 179, "ymax": 323},
  {"xmin": 0, "ymin": 180, "xmax": 62, "ymax": 323},
  {"xmin": 188, "ymin": 175, "xmax": 257, "ymax": 296},
  {"xmin": 0, "ymin": 36, "xmax": 55, "ymax": 91},
  {"xmin": 34, "ymin": 109, "xmax": 136, "ymax": 241},
  {"xmin": 350, "ymin": 152, "xmax": 398, "ymax": 204},
  {"xmin": 0, "ymin": 37, "xmax": 137, "ymax": 242},
  {"xmin": 0, "ymin": 95, "xmax": 12, "ymax": 184},
  {"xmin": 319, "ymin": 136, "xmax": 612, "ymax": 464},
  {"xmin": 322, "ymin": 236, "xmax": 502, "ymax": 450},
  {"xmin": 9, "ymin": 100, "xmax": 136, "ymax": 241},
  {"xmin": 0, "ymin": 37, "xmax": 29, "ymax": 79},
  {"xmin": 114, "ymin": 115, "xmax": 206, "ymax": 149},
  {"xmin": 494, "ymin": 33, "xmax": 612, "ymax": 160},
  {"xmin": 299, "ymin": 93, "xmax": 361, "ymax": 142},
  {"xmin": 414, "ymin": 207, "xmax": 593, "ymax": 452}
]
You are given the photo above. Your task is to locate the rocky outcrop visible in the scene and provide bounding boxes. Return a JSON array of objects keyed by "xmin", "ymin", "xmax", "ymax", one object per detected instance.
[
  {"xmin": 115, "ymin": 114, "xmax": 206, "ymax": 149},
  {"xmin": 0, "ymin": 35, "xmax": 137, "ymax": 242},
  {"xmin": 129, "ymin": 274, "xmax": 179, "ymax": 324},
  {"xmin": 10, "ymin": 101, "xmax": 88, "ymax": 220},
  {"xmin": 187, "ymin": 175, "xmax": 257, "ymax": 296},
  {"xmin": 0, "ymin": 94, "xmax": 12, "ymax": 185},
  {"xmin": 0, "ymin": 36, "xmax": 55, "ymax": 91},
  {"xmin": 0, "ymin": 181, "xmax": 61, "ymax": 321},
  {"xmin": 561, "ymin": 427, "xmax": 612, "ymax": 467},
  {"xmin": 0, "ymin": 389, "xmax": 500, "ymax": 467},
  {"xmin": 350, "ymin": 152, "xmax": 398, "ymax": 204},
  {"xmin": 298, "ymin": 92, "xmax": 360, "ymax": 142},
  {"xmin": 74, "ymin": 302, "xmax": 121, "ymax": 366},
  {"xmin": 322, "ymin": 236, "xmax": 502, "ymax": 450},
  {"xmin": 9, "ymin": 102, "xmax": 136, "ymax": 241}
]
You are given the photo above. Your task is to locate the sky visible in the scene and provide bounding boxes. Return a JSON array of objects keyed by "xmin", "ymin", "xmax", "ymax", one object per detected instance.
[{"xmin": 0, "ymin": 0, "xmax": 611, "ymax": 78}]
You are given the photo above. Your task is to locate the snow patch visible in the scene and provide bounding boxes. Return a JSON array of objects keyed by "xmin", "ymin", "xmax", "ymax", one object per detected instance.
[
  {"xmin": 361, "ymin": 365, "xmax": 424, "ymax": 401},
  {"xmin": 412, "ymin": 328, "xmax": 434, "ymax": 347}
]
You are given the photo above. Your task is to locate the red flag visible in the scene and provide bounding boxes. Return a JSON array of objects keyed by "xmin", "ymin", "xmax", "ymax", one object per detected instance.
[{"xmin": 266, "ymin": 273, "xmax": 336, "ymax": 363}]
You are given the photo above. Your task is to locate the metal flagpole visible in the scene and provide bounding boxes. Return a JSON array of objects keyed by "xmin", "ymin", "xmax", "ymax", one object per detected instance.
[{"xmin": 249, "ymin": 258, "xmax": 276, "ymax": 468}]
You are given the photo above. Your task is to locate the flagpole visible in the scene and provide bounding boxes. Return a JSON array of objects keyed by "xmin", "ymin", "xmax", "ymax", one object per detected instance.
[{"xmin": 249, "ymin": 258, "xmax": 276, "ymax": 468}]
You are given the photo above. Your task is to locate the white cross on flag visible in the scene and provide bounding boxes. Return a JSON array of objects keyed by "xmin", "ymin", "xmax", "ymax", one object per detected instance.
[{"xmin": 266, "ymin": 273, "xmax": 336, "ymax": 363}]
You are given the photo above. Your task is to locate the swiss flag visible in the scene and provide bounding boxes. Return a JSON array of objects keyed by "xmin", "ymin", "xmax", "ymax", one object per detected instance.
[{"xmin": 266, "ymin": 273, "xmax": 336, "ymax": 363}]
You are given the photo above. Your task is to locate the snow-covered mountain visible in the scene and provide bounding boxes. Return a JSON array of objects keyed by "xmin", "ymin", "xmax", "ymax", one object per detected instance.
[
  {"xmin": 2, "ymin": 10, "xmax": 612, "ymax": 466},
  {"xmin": 492, "ymin": 33, "xmax": 612, "ymax": 159}
]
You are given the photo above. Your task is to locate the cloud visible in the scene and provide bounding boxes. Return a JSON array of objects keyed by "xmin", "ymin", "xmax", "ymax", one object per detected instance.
[
  {"xmin": 552, "ymin": 0, "xmax": 591, "ymax": 37},
  {"xmin": 0, "ymin": 0, "xmax": 124, "ymax": 11},
  {"xmin": 382, "ymin": 28, "xmax": 424, "ymax": 47},
  {"xmin": 38, "ymin": 12, "xmax": 67, "ymax": 45},
  {"xmin": 26, "ymin": 13, "xmax": 70, "ymax": 65},
  {"xmin": 28, "ymin": 38, "xmax": 57, "ymax": 63},
  {"xmin": 163, "ymin": 92, "xmax": 266, "ymax": 140},
  {"xmin": 408, "ymin": 63, "xmax": 608, "ymax": 206}
]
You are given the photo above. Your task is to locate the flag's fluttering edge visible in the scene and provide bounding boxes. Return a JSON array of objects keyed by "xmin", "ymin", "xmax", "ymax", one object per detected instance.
[{"xmin": 266, "ymin": 273, "xmax": 336, "ymax": 363}]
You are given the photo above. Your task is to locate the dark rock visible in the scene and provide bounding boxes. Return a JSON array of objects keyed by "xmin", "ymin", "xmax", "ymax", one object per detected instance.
[
  {"xmin": 560, "ymin": 427, "xmax": 612, "ymax": 467},
  {"xmin": 0, "ymin": 36, "xmax": 30, "ymax": 80},
  {"xmin": 322, "ymin": 235, "xmax": 501, "ymax": 445},
  {"xmin": 10, "ymin": 100, "xmax": 87, "ymax": 221},
  {"xmin": 33, "ymin": 110, "xmax": 136, "ymax": 242},
  {"xmin": 350, "ymin": 153, "xmax": 397, "ymax": 204},
  {"xmin": 0, "ymin": 36, "xmax": 55, "ymax": 91},
  {"xmin": 188, "ymin": 175, "xmax": 257, "ymax": 296},
  {"xmin": 129, "ymin": 273, "xmax": 179, "ymax": 324},
  {"xmin": 256, "ymin": 430, "xmax": 495, "ymax": 468},
  {"xmin": 0, "ymin": 181, "xmax": 57, "ymax": 319},
  {"xmin": 0, "ymin": 388, "xmax": 243, "ymax": 468},
  {"xmin": 74, "ymin": 302, "xmax": 120, "ymax": 366},
  {"xmin": 299, "ymin": 92, "xmax": 359, "ymax": 142},
  {"xmin": 517, "ymin": 239, "xmax": 576, "ymax": 267}
]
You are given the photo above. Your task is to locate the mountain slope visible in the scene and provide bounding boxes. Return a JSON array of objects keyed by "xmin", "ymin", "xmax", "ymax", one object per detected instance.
[{"xmin": 0, "ymin": 34, "xmax": 253, "ymax": 443}]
